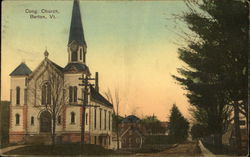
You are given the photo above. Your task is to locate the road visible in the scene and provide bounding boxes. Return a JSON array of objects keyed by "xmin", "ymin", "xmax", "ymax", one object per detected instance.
[{"xmin": 130, "ymin": 141, "xmax": 203, "ymax": 157}]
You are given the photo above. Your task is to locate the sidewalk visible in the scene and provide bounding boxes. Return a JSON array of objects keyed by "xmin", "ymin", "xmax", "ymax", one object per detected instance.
[
  {"xmin": 198, "ymin": 140, "xmax": 236, "ymax": 157},
  {"xmin": 0, "ymin": 145, "xmax": 27, "ymax": 155}
]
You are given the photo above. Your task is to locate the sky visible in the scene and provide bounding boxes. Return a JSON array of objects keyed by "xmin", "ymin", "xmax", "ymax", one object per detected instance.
[{"xmin": 1, "ymin": 0, "xmax": 191, "ymax": 121}]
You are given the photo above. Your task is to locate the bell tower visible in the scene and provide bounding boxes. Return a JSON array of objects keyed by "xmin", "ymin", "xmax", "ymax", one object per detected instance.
[{"xmin": 68, "ymin": 0, "xmax": 87, "ymax": 64}]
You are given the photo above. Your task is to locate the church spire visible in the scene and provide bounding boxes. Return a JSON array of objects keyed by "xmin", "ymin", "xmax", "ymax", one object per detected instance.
[
  {"xmin": 68, "ymin": 0, "xmax": 86, "ymax": 46},
  {"xmin": 67, "ymin": 0, "xmax": 87, "ymax": 64}
]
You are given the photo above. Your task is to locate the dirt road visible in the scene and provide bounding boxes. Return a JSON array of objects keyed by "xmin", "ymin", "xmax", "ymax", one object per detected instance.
[{"xmin": 130, "ymin": 141, "xmax": 203, "ymax": 157}]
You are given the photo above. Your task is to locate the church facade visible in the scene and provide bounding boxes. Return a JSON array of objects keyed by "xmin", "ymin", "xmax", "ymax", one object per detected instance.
[{"xmin": 9, "ymin": 0, "xmax": 113, "ymax": 148}]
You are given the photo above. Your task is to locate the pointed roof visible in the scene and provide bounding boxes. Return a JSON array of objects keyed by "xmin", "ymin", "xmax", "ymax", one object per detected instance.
[
  {"xmin": 68, "ymin": 0, "xmax": 86, "ymax": 46},
  {"xmin": 10, "ymin": 63, "xmax": 32, "ymax": 76}
]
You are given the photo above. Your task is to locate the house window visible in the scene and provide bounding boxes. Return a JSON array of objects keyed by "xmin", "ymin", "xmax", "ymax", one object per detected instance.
[
  {"xmin": 94, "ymin": 108, "xmax": 97, "ymax": 129},
  {"xmin": 100, "ymin": 109, "xmax": 102, "ymax": 130},
  {"xmin": 71, "ymin": 112, "xmax": 75, "ymax": 124},
  {"xmin": 58, "ymin": 116, "xmax": 61, "ymax": 125},
  {"xmin": 31, "ymin": 116, "xmax": 34, "ymax": 125},
  {"xmin": 16, "ymin": 86, "xmax": 20, "ymax": 105},
  {"xmin": 15, "ymin": 114, "xmax": 20, "ymax": 125},
  {"xmin": 109, "ymin": 136, "xmax": 111, "ymax": 145},
  {"xmin": 86, "ymin": 113, "xmax": 88, "ymax": 125},
  {"xmin": 94, "ymin": 136, "xmax": 97, "ymax": 145},
  {"xmin": 41, "ymin": 83, "xmax": 51, "ymax": 105},
  {"xmin": 69, "ymin": 86, "xmax": 77, "ymax": 103}
]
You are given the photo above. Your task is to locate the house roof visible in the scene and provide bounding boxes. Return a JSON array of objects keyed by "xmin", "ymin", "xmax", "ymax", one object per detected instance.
[
  {"xmin": 63, "ymin": 63, "xmax": 89, "ymax": 73},
  {"xmin": 122, "ymin": 115, "xmax": 140, "ymax": 123},
  {"xmin": 90, "ymin": 86, "xmax": 113, "ymax": 107},
  {"xmin": 10, "ymin": 63, "xmax": 32, "ymax": 76},
  {"xmin": 68, "ymin": 0, "xmax": 86, "ymax": 46}
]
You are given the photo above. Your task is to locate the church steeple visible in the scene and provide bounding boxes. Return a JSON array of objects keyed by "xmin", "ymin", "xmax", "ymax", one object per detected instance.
[
  {"xmin": 68, "ymin": 0, "xmax": 86, "ymax": 46},
  {"xmin": 68, "ymin": 0, "xmax": 87, "ymax": 64}
]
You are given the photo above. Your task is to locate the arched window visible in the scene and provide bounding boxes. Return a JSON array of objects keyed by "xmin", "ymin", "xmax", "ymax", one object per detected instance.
[
  {"xmin": 85, "ymin": 113, "xmax": 88, "ymax": 125},
  {"xmin": 58, "ymin": 116, "xmax": 61, "ymax": 125},
  {"xmin": 31, "ymin": 116, "xmax": 34, "ymax": 125},
  {"xmin": 41, "ymin": 82, "xmax": 51, "ymax": 105},
  {"xmin": 71, "ymin": 51, "xmax": 77, "ymax": 61},
  {"xmin": 71, "ymin": 112, "xmax": 75, "ymax": 124},
  {"xmin": 16, "ymin": 86, "xmax": 20, "ymax": 105},
  {"xmin": 15, "ymin": 114, "xmax": 20, "ymax": 125},
  {"xmin": 80, "ymin": 48, "xmax": 82, "ymax": 60}
]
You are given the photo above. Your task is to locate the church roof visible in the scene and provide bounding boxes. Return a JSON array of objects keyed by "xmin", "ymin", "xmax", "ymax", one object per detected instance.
[
  {"xmin": 10, "ymin": 63, "xmax": 32, "ymax": 76},
  {"xmin": 90, "ymin": 86, "xmax": 113, "ymax": 108},
  {"xmin": 122, "ymin": 115, "xmax": 141, "ymax": 123},
  {"xmin": 63, "ymin": 62, "xmax": 90, "ymax": 73},
  {"xmin": 68, "ymin": 0, "xmax": 86, "ymax": 46},
  {"xmin": 50, "ymin": 60, "xmax": 64, "ymax": 71}
]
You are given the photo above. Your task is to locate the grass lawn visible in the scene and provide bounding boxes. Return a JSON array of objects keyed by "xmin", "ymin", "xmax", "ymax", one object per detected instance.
[{"xmin": 5, "ymin": 143, "xmax": 115, "ymax": 156}]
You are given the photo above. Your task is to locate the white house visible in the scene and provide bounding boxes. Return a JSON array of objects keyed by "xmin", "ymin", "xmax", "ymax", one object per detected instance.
[{"xmin": 9, "ymin": 0, "xmax": 113, "ymax": 149}]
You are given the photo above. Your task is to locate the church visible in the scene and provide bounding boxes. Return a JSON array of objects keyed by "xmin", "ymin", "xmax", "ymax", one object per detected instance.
[{"xmin": 9, "ymin": 0, "xmax": 113, "ymax": 148}]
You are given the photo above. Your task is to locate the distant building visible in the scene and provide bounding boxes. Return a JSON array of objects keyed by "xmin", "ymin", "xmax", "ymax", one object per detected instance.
[
  {"xmin": 119, "ymin": 115, "xmax": 146, "ymax": 149},
  {"xmin": 9, "ymin": 0, "xmax": 113, "ymax": 148}
]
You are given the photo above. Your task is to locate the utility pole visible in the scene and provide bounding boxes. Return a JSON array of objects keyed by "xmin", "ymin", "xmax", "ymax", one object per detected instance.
[{"xmin": 77, "ymin": 73, "xmax": 99, "ymax": 145}]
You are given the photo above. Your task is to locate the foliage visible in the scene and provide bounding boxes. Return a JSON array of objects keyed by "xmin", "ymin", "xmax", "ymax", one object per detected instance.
[
  {"xmin": 112, "ymin": 113, "xmax": 124, "ymax": 131},
  {"xmin": 190, "ymin": 123, "xmax": 207, "ymax": 140},
  {"xmin": 173, "ymin": 0, "xmax": 248, "ymax": 145},
  {"xmin": 0, "ymin": 101, "xmax": 10, "ymax": 146},
  {"xmin": 168, "ymin": 104, "xmax": 189, "ymax": 142},
  {"xmin": 141, "ymin": 115, "xmax": 166, "ymax": 134}
]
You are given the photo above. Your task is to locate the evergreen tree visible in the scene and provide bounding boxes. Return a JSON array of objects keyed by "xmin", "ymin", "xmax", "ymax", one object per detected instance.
[
  {"xmin": 173, "ymin": 0, "xmax": 248, "ymax": 147},
  {"xmin": 168, "ymin": 104, "xmax": 189, "ymax": 142}
]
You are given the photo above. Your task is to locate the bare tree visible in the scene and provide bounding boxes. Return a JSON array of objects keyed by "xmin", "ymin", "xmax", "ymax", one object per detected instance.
[
  {"xmin": 29, "ymin": 59, "xmax": 68, "ymax": 145},
  {"xmin": 104, "ymin": 88, "xmax": 120, "ymax": 150}
]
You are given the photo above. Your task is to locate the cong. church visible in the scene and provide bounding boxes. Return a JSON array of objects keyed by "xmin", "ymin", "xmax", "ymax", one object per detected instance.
[{"xmin": 9, "ymin": 0, "xmax": 113, "ymax": 148}]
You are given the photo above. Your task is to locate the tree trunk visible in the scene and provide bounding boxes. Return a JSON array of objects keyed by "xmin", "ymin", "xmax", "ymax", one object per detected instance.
[{"xmin": 233, "ymin": 104, "xmax": 241, "ymax": 155}]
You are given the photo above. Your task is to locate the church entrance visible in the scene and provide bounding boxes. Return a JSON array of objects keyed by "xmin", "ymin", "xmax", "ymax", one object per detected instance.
[{"xmin": 40, "ymin": 111, "xmax": 51, "ymax": 133}]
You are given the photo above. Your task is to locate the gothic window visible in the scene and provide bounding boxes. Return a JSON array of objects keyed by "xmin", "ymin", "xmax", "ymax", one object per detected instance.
[
  {"xmin": 69, "ymin": 86, "xmax": 77, "ymax": 103},
  {"xmin": 85, "ymin": 113, "xmax": 88, "ymax": 125},
  {"xmin": 80, "ymin": 48, "xmax": 82, "ymax": 60},
  {"xmin": 31, "ymin": 116, "xmax": 34, "ymax": 125},
  {"xmin": 58, "ymin": 116, "xmax": 61, "ymax": 125},
  {"xmin": 71, "ymin": 112, "xmax": 75, "ymax": 124},
  {"xmin": 15, "ymin": 114, "xmax": 20, "ymax": 125},
  {"xmin": 41, "ymin": 83, "xmax": 51, "ymax": 105},
  {"xmin": 71, "ymin": 51, "xmax": 78, "ymax": 61},
  {"xmin": 94, "ymin": 108, "xmax": 97, "ymax": 129},
  {"xmin": 104, "ymin": 110, "xmax": 107, "ymax": 130},
  {"xmin": 16, "ymin": 86, "xmax": 20, "ymax": 105}
]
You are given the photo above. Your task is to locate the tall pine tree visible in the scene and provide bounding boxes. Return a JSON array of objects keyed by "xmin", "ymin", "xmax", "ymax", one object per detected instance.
[
  {"xmin": 168, "ymin": 104, "xmax": 189, "ymax": 142},
  {"xmin": 173, "ymin": 0, "xmax": 248, "ymax": 147}
]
